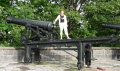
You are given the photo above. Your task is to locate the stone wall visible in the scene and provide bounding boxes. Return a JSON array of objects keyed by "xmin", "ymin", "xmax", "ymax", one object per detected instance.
[
  {"xmin": 0, "ymin": 47, "xmax": 119, "ymax": 62},
  {"xmin": 0, "ymin": 47, "xmax": 24, "ymax": 62},
  {"xmin": 92, "ymin": 47, "xmax": 120, "ymax": 60}
]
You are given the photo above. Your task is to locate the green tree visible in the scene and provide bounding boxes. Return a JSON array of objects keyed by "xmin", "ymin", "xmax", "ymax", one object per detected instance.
[
  {"xmin": 0, "ymin": 1, "xmax": 36, "ymax": 46},
  {"xmin": 0, "ymin": 0, "xmax": 82, "ymax": 46},
  {"xmin": 20, "ymin": 0, "xmax": 83, "ymax": 38},
  {"xmin": 2, "ymin": 0, "xmax": 119, "ymax": 46},
  {"xmin": 84, "ymin": 0, "xmax": 120, "ymax": 37}
]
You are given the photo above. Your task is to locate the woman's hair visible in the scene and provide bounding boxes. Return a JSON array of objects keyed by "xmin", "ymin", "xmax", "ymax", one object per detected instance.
[{"xmin": 60, "ymin": 9, "xmax": 64, "ymax": 12}]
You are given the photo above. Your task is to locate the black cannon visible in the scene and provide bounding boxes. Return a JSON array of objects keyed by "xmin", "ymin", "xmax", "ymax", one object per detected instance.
[
  {"xmin": 7, "ymin": 17, "xmax": 55, "ymax": 31},
  {"xmin": 24, "ymin": 36, "xmax": 117, "ymax": 70},
  {"xmin": 7, "ymin": 16, "xmax": 58, "ymax": 63},
  {"xmin": 7, "ymin": 17, "xmax": 57, "ymax": 43},
  {"xmin": 7, "ymin": 17, "xmax": 118, "ymax": 70}
]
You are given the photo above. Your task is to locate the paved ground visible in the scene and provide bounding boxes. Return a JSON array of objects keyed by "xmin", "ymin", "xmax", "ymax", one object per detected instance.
[
  {"xmin": 91, "ymin": 59, "xmax": 120, "ymax": 71},
  {"xmin": 0, "ymin": 59, "xmax": 120, "ymax": 71}
]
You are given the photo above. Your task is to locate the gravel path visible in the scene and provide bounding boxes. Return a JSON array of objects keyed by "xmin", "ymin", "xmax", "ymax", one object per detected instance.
[{"xmin": 0, "ymin": 59, "xmax": 119, "ymax": 71}]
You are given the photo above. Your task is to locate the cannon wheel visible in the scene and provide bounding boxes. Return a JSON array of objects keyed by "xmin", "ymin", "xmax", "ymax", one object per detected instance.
[
  {"xmin": 77, "ymin": 63, "xmax": 83, "ymax": 70},
  {"xmin": 85, "ymin": 44, "xmax": 91, "ymax": 67},
  {"xmin": 85, "ymin": 52, "xmax": 91, "ymax": 67},
  {"xmin": 31, "ymin": 48, "xmax": 41, "ymax": 63}
]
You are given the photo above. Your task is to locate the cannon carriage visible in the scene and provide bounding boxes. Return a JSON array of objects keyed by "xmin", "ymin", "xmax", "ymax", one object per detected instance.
[{"xmin": 7, "ymin": 17, "xmax": 118, "ymax": 70}]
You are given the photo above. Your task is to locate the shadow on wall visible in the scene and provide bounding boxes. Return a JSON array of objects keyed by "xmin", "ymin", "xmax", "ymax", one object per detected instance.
[
  {"xmin": 15, "ymin": 47, "xmax": 76, "ymax": 62},
  {"xmin": 15, "ymin": 47, "xmax": 120, "ymax": 63},
  {"xmin": 112, "ymin": 48, "xmax": 120, "ymax": 60},
  {"xmin": 40, "ymin": 49, "xmax": 76, "ymax": 61},
  {"xmin": 16, "ymin": 48, "xmax": 25, "ymax": 62}
]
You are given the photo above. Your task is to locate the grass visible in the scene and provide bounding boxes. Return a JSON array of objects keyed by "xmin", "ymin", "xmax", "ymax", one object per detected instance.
[
  {"xmin": 31, "ymin": 62, "xmax": 49, "ymax": 65},
  {"xmin": 113, "ymin": 65, "xmax": 120, "ymax": 67},
  {"xmin": 64, "ymin": 66, "xmax": 77, "ymax": 71}
]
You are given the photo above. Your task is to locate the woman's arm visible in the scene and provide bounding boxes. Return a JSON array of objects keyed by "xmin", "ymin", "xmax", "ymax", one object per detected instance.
[{"xmin": 53, "ymin": 15, "xmax": 59, "ymax": 24}]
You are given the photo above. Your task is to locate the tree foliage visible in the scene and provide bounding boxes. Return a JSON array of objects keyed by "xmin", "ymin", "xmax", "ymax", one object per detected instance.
[
  {"xmin": 0, "ymin": 0, "xmax": 120, "ymax": 46},
  {"xmin": 0, "ymin": 0, "xmax": 82, "ymax": 46},
  {"xmin": 84, "ymin": 0, "xmax": 120, "ymax": 36}
]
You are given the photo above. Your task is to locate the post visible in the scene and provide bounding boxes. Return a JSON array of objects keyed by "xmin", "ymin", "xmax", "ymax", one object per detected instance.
[{"xmin": 76, "ymin": 42, "xmax": 84, "ymax": 70}]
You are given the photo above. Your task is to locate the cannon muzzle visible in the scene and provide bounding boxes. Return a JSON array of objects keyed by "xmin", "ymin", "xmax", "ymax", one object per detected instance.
[{"xmin": 102, "ymin": 24, "xmax": 120, "ymax": 30}]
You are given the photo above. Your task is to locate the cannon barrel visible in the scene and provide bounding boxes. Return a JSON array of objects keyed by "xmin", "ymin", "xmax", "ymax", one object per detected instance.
[
  {"xmin": 7, "ymin": 17, "xmax": 55, "ymax": 30},
  {"xmin": 102, "ymin": 24, "xmax": 120, "ymax": 29}
]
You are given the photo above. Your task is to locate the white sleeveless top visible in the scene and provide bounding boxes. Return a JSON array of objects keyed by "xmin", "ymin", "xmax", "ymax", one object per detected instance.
[{"xmin": 54, "ymin": 15, "xmax": 67, "ymax": 24}]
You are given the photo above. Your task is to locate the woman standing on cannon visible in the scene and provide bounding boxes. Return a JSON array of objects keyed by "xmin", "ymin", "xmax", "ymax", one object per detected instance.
[{"xmin": 53, "ymin": 10, "xmax": 71, "ymax": 39}]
